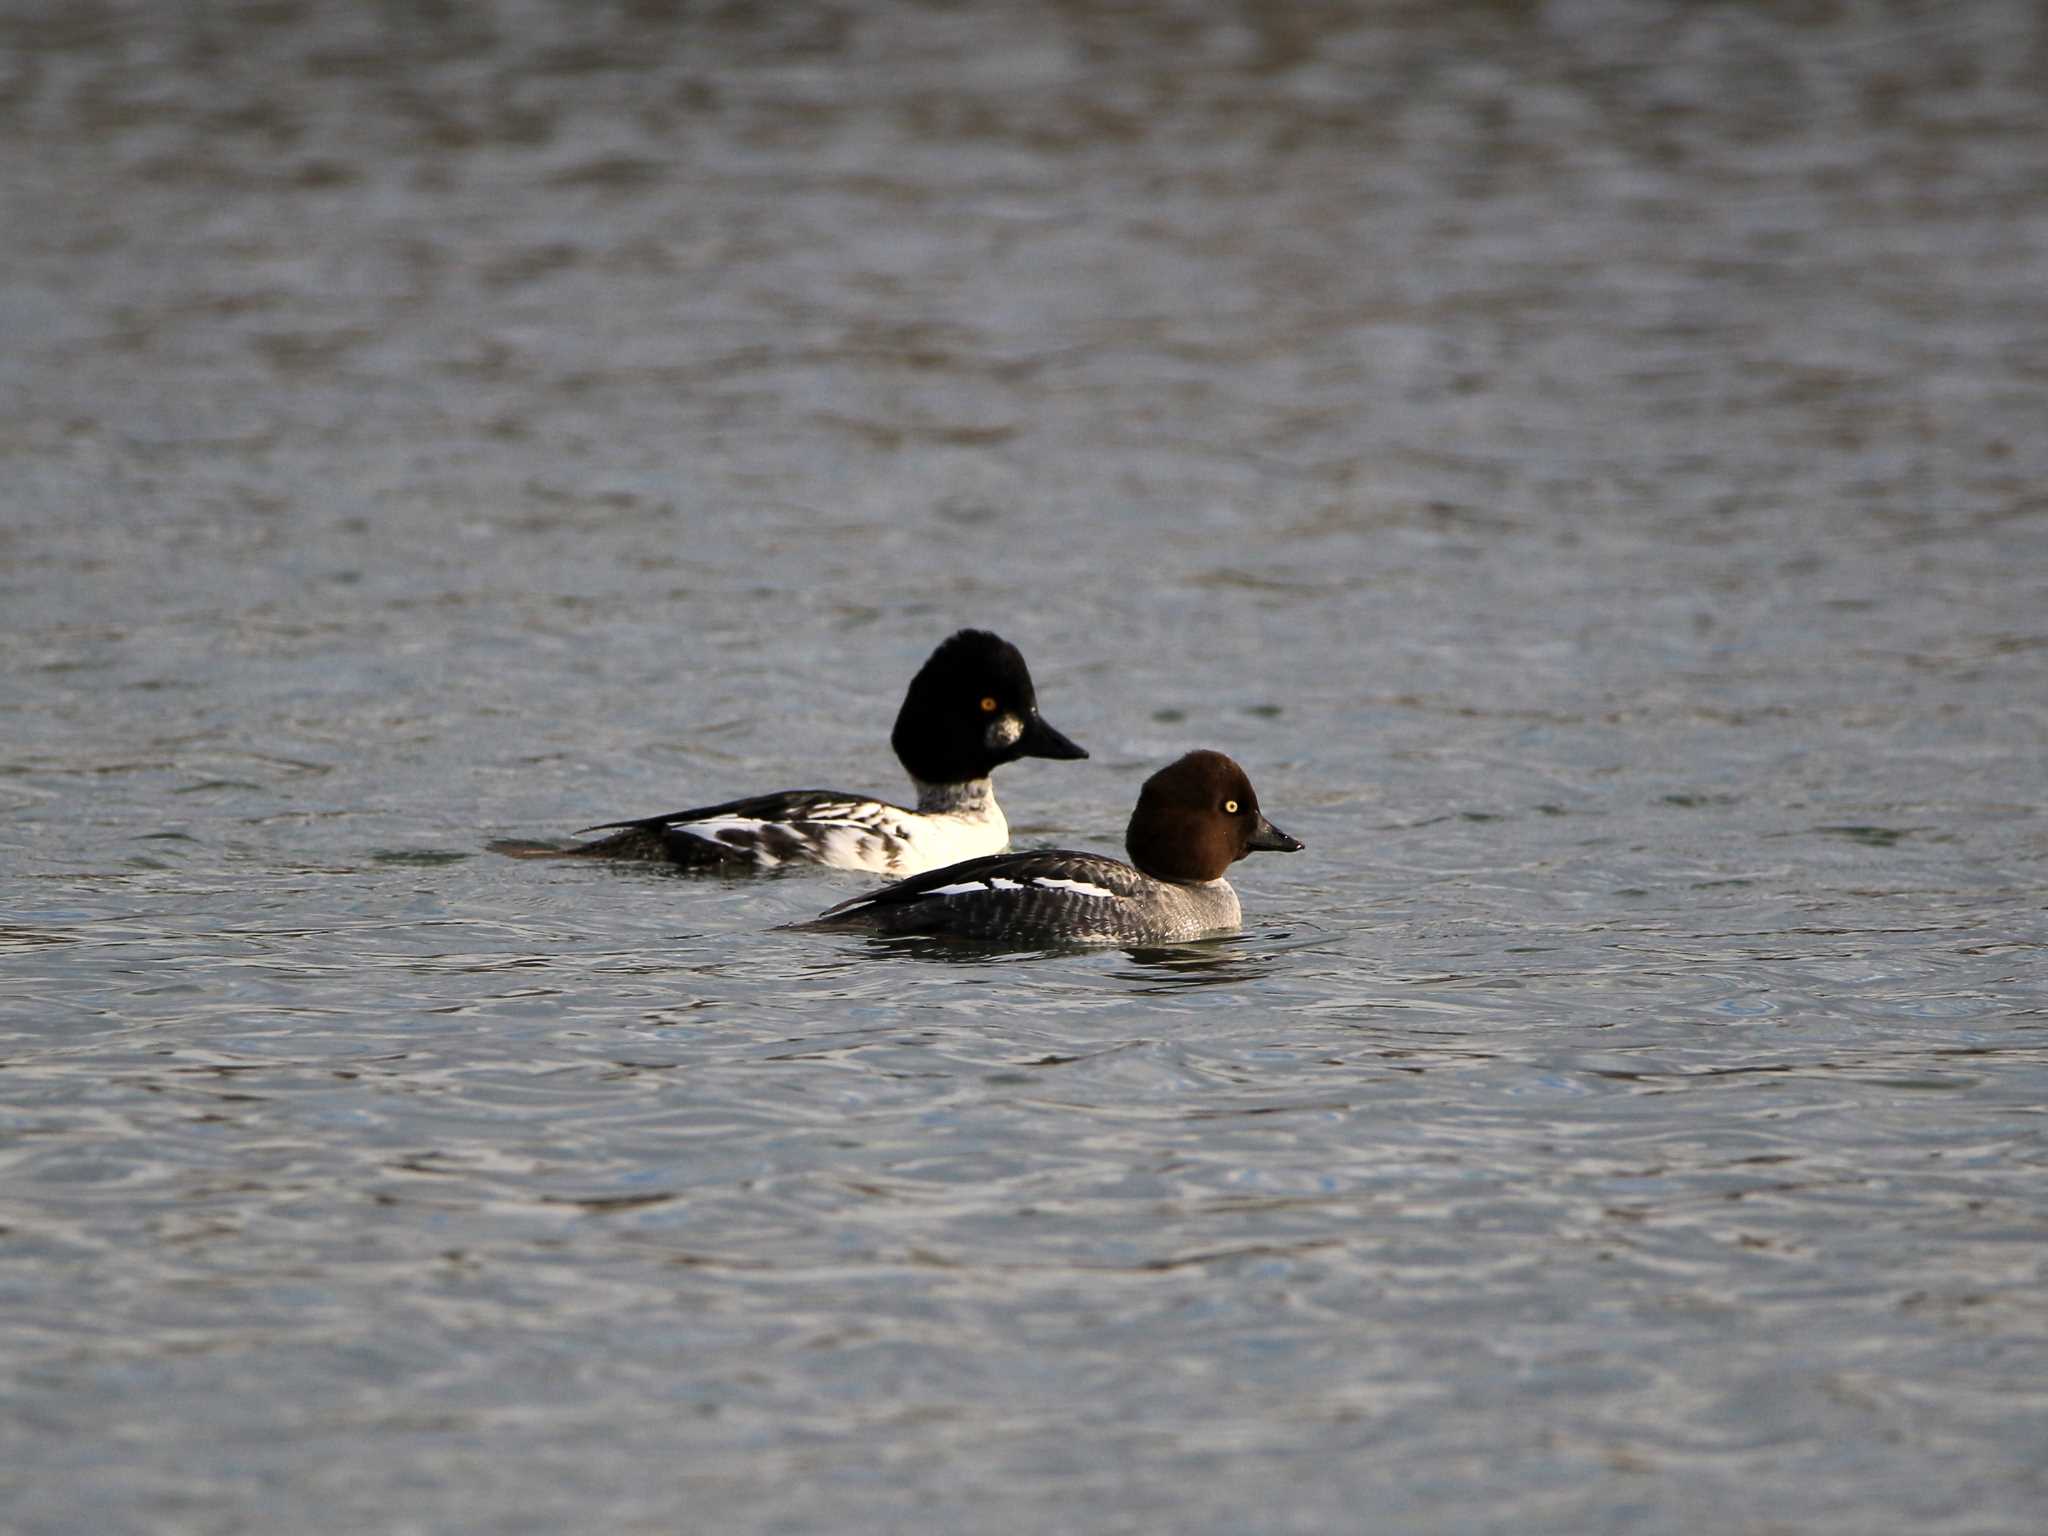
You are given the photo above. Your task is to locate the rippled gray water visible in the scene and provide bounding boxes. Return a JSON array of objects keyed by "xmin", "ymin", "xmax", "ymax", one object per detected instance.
[{"xmin": 4, "ymin": 2, "xmax": 2046, "ymax": 1531}]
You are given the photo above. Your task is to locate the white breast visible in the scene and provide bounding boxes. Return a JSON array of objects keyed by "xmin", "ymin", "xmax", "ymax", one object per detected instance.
[{"xmin": 887, "ymin": 806, "xmax": 1010, "ymax": 875}]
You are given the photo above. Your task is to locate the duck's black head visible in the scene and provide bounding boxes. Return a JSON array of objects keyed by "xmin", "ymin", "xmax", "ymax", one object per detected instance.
[{"xmin": 890, "ymin": 629, "xmax": 1088, "ymax": 786}]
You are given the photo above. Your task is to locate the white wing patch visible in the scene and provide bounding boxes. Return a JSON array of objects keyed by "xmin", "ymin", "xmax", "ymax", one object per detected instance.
[
  {"xmin": 1029, "ymin": 876, "xmax": 1117, "ymax": 899},
  {"xmin": 670, "ymin": 812, "xmax": 907, "ymax": 874},
  {"xmin": 683, "ymin": 818, "xmax": 786, "ymax": 865},
  {"xmin": 678, "ymin": 800, "xmax": 1008, "ymax": 877},
  {"xmin": 920, "ymin": 875, "xmax": 1034, "ymax": 899},
  {"xmin": 898, "ymin": 871, "xmax": 1117, "ymax": 905},
  {"xmin": 806, "ymin": 823, "xmax": 899, "ymax": 874}
]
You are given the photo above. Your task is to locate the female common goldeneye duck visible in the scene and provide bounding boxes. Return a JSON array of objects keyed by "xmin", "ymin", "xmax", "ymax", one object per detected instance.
[
  {"xmin": 501, "ymin": 630, "xmax": 1087, "ymax": 875},
  {"xmin": 806, "ymin": 749, "xmax": 1303, "ymax": 944}
]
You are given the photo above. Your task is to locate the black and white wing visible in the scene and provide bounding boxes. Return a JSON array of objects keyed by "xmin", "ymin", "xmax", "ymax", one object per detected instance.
[
  {"xmin": 810, "ymin": 849, "xmax": 1149, "ymax": 942},
  {"xmin": 571, "ymin": 790, "xmax": 916, "ymax": 872}
]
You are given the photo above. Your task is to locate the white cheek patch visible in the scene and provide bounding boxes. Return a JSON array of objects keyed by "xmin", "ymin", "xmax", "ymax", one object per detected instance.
[
  {"xmin": 986, "ymin": 714, "xmax": 1024, "ymax": 750},
  {"xmin": 1029, "ymin": 877, "xmax": 1116, "ymax": 899}
]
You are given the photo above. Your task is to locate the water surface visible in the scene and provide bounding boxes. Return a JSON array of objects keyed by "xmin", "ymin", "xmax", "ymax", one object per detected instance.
[{"xmin": 3, "ymin": 3, "xmax": 2046, "ymax": 1532}]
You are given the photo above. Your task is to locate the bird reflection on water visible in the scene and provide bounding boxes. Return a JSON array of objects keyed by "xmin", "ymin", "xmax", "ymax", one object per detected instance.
[{"xmin": 828, "ymin": 928, "xmax": 1317, "ymax": 996}]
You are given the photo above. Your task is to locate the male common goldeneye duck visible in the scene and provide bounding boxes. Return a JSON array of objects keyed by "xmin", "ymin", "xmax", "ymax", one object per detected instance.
[
  {"xmin": 805, "ymin": 749, "xmax": 1303, "ymax": 944},
  {"xmin": 498, "ymin": 629, "xmax": 1087, "ymax": 875}
]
